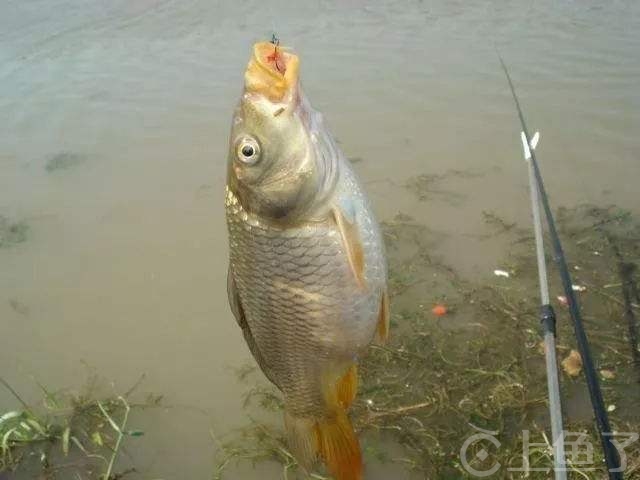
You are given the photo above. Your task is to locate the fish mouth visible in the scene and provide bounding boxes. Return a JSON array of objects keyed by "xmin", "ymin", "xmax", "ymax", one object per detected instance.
[{"xmin": 244, "ymin": 41, "xmax": 299, "ymax": 103}]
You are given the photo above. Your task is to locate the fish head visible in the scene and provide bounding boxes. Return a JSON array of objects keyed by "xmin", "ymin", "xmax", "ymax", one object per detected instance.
[{"xmin": 227, "ymin": 42, "xmax": 335, "ymax": 222}]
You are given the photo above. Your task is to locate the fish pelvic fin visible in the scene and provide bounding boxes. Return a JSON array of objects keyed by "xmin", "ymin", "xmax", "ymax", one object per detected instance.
[
  {"xmin": 314, "ymin": 408, "xmax": 363, "ymax": 480},
  {"xmin": 336, "ymin": 364, "xmax": 358, "ymax": 409},
  {"xmin": 375, "ymin": 290, "xmax": 390, "ymax": 344}
]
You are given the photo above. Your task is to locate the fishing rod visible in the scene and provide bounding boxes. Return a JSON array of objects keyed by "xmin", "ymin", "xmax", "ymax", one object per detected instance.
[
  {"xmin": 499, "ymin": 55, "xmax": 623, "ymax": 479},
  {"xmin": 503, "ymin": 76, "xmax": 567, "ymax": 480},
  {"xmin": 518, "ymin": 128, "xmax": 567, "ymax": 479}
]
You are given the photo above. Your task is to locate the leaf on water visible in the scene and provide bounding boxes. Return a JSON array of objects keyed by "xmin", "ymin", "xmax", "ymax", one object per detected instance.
[
  {"xmin": 561, "ymin": 350, "xmax": 583, "ymax": 377},
  {"xmin": 36, "ymin": 380, "xmax": 61, "ymax": 410},
  {"xmin": 600, "ymin": 369, "xmax": 616, "ymax": 380},
  {"xmin": 19, "ymin": 421, "xmax": 32, "ymax": 432},
  {"xmin": 25, "ymin": 417, "xmax": 47, "ymax": 436},
  {"xmin": 97, "ymin": 401, "xmax": 121, "ymax": 433},
  {"xmin": 71, "ymin": 435, "xmax": 88, "ymax": 454},
  {"xmin": 62, "ymin": 426, "xmax": 70, "ymax": 456},
  {"xmin": 92, "ymin": 431, "xmax": 104, "ymax": 447},
  {"xmin": 2, "ymin": 427, "xmax": 19, "ymax": 450},
  {"xmin": 0, "ymin": 411, "xmax": 22, "ymax": 425},
  {"xmin": 126, "ymin": 430, "xmax": 144, "ymax": 437}
]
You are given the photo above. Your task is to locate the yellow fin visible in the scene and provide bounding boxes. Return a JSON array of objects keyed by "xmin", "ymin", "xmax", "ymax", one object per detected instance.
[
  {"xmin": 332, "ymin": 206, "xmax": 366, "ymax": 289},
  {"xmin": 336, "ymin": 364, "xmax": 358, "ymax": 409},
  {"xmin": 314, "ymin": 410, "xmax": 363, "ymax": 480},
  {"xmin": 375, "ymin": 290, "xmax": 390, "ymax": 344}
]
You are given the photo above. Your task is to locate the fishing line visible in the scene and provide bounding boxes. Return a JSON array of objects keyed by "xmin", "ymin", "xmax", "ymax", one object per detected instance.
[{"xmin": 498, "ymin": 54, "xmax": 624, "ymax": 479}]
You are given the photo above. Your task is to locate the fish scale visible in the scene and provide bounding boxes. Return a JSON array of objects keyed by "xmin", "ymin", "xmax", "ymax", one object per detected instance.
[{"xmin": 226, "ymin": 180, "xmax": 382, "ymax": 418}]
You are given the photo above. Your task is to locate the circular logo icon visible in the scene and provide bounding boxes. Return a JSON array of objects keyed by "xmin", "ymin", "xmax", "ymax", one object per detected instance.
[{"xmin": 460, "ymin": 432, "xmax": 502, "ymax": 477}]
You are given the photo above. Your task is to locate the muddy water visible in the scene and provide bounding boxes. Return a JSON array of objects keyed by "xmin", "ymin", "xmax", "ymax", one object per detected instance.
[{"xmin": 1, "ymin": 0, "xmax": 639, "ymax": 478}]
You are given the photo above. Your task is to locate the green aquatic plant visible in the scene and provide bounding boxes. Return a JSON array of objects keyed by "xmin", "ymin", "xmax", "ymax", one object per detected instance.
[
  {"xmin": 213, "ymin": 204, "xmax": 640, "ymax": 479},
  {"xmin": 404, "ymin": 168, "xmax": 486, "ymax": 205},
  {"xmin": 0, "ymin": 375, "xmax": 146, "ymax": 479},
  {"xmin": 45, "ymin": 152, "xmax": 86, "ymax": 173},
  {"xmin": 0, "ymin": 405, "xmax": 55, "ymax": 470},
  {"xmin": 0, "ymin": 216, "xmax": 28, "ymax": 248},
  {"xmin": 2, "ymin": 203, "xmax": 638, "ymax": 479}
]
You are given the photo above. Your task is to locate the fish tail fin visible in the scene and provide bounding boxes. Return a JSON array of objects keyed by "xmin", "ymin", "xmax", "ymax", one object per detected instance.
[
  {"xmin": 315, "ymin": 366, "xmax": 363, "ymax": 480},
  {"xmin": 284, "ymin": 366, "xmax": 362, "ymax": 479},
  {"xmin": 315, "ymin": 408, "xmax": 363, "ymax": 480},
  {"xmin": 284, "ymin": 363, "xmax": 363, "ymax": 480},
  {"xmin": 284, "ymin": 406, "xmax": 362, "ymax": 480},
  {"xmin": 284, "ymin": 410, "xmax": 318, "ymax": 472}
]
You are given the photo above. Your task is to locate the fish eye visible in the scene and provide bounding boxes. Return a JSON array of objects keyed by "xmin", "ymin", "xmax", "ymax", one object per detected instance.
[{"xmin": 236, "ymin": 136, "xmax": 261, "ymax": 165}]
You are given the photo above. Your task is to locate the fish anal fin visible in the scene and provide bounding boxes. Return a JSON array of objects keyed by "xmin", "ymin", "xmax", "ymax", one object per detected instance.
[
  {"xmin": 336, "ymin": 364, "xmax": 358, "ymax": 409},
  {"xmin": 314, "ymin": 409, "xmax": 363, "ymax": 480},
  {"xmin": 331, "ymin": 206, "xmax": 366, "ymax": 289},
  {"xmin": 375, "ymin": 290, "xmax": 390, "ymax": 344}
]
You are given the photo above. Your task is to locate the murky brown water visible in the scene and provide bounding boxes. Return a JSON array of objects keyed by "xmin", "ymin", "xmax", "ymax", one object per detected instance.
[{"xmin": 1, "ymin": 0, "xmax": 639, "ymax": 478}]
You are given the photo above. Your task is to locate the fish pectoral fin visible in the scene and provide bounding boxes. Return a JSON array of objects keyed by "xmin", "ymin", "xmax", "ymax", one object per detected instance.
[
  {"xmin": 227, "ymin": 266, "xmax": 277, "ymax": 385},
  {"xmin": 375, "ymin": 290, "xmax": 390, "ymax": 344},
  {"xmin": 331, "ymin": 205, "xmax": 366, "ymax": 289},
  {"xmin": 336, "ymin": 364, "xmax": 358, "ymax": 409}
]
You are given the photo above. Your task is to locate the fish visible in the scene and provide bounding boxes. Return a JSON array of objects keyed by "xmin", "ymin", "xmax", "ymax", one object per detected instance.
[{"xmin": 225, "ymin": 41, "xmax": 389, "ymax": 480}]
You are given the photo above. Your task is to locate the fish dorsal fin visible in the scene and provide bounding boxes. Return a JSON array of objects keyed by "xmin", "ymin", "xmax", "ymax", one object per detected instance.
[{"xmin": 331, "ymin": 203, "xmax": 366, "ymax": 289}]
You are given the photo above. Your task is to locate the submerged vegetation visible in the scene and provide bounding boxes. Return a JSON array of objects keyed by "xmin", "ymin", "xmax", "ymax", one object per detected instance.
[
  {"xmin": 0, "ymin": 374, "xmax": 153, "ymax": 479},
  {"xmin": 45, "ymin": 152, "xmax": 86, "ymax": 173},
  {"xmin": 214, "ymin": 204, "xmax": 640, "ymax": 479},
  {"xmin": 2, "ymin": 205, "xmax": 638, "ymax": 479},
  {"xmin": 404, "ymin": 168, "xmax": 486, "ymax": 205},
  {"xmin": 0, "ymin": 216, "xmax": 29, "ymax": 248}
]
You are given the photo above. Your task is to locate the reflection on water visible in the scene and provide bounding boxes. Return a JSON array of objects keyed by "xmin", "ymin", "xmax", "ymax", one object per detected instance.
[{"xmin": 1, "ymin": 1, "xmax": 639, "ymax": 478}]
